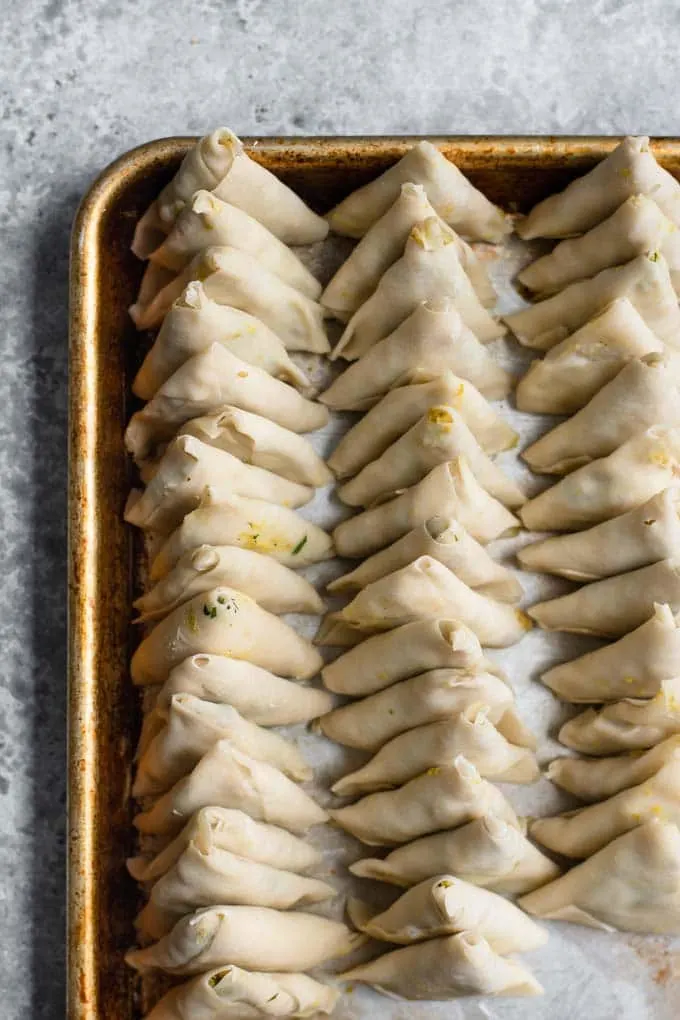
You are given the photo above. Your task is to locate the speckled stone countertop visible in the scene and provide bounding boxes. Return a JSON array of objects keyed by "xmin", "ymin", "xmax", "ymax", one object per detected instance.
[{"xmin": 2, "ymin": 0, "xmax": 680, "ymax": 1015}]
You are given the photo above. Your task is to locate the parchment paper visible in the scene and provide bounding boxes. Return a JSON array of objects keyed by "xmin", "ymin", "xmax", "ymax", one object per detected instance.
[{"xmin": 278, "ymin": 233, "xmax": 680, "ymax": 1020}]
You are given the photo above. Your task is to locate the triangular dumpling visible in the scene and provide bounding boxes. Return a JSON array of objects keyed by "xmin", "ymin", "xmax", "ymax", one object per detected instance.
[
  {"xmin": 519, "ymin": 489, "xmax": 680, "ymax": 582},
  {"xmin": 155, "ymin": 654, "xmax": 333, "ymax": 727},
  {"xmin": 541, "ymin": 603, "xmax": 680, "ymax": 702},
  {"xmin": 326, "ymin": 140, "xmax": 510, "ymax": 241},
  {"xmin": 505, "ymin": 253, "xmax": 680, "ymax": 351},
  {"xmin": 335, "ymin": 458, "xmax": 519, "ymax": 558},
  {"xmin": 150, "ymin": 490, "xmax": 333, "ymax": 577},
  {"xmin": 132, "ymin": 127, "xmax": 328, "ymax": 256},
  {"xmin": 319, "ymin": 668, "xmax": 522, "ymax": 753},
  {"xmin": 133, "ymin": 740, "xmax": 327, "ymax": 837},
  {"xmin": 124, "ymin": 437, "xmax": 313, "ymax": 534},
  {"xmin": 522, "ymin": 354, "xmax": 680, "ymax": 475},
  {"xmin": 530, "ymin": 759, "xmax": 680, "ymax": 858},
  {"xmin": 130, "ymin": 586, "xmax": 322, "ymax": 685},
  {"xmin": 142, "ymin": 967, "xmax": 339, "ymax": 1020},
  {"xmin": 515, "ymin": 297, "xmax": 664, "ymax": 414},
  {"xmin": 134, "ymin": 543, "xmax": 324, "ymax": 621},
  {"xmin": 133, "ymin": 282, "xmax": 311, "ymax": 400},
  {"xmin": 351, "ymin": 814, "xmax": 559, "ymax": 894},
  {"xmin": 133, "ymin": 694, "xmax": 310, "ymax": 797},
  {"xmin": 322, "ymin": 182, "xmax": 494, "ymax": 319},
  {"xmin": 528, "ymin": 558, "xmax": 680, "ymax": 638},
  {"xmin": 519, "ymin": 427, "xmax": 680, "ymax": 532},
  {"xmin": 338, "ymin": 931, "xmax": 542, "ymax": 999},
  {"xmin": 548, "ymin": 737, "xmax": 680, "ymax": 802},
  {"xmin": 331, "ymin": 706, "xmax": 538, "ymax": 797},
  {"xmin": 328, "ymin": 373, "xmax": 517, "ymax": 478},
  {"xmin": 179, "ymin": 407, "xmax": 332, "ymax": 486},
  {"xmin": 125, "ymin": 904, "xmax": 362, "ymax": 975},
  {"xmin": 320, "ymin": 298, "xmax": 512, "ymax": 409},
  {"xmin": 559, "ymin": 677, "xmax": 680, "ymax": 754},
  {"xmin": 335, "ymin": 556, "xmax": 531, "ymax": 647},
  {"xmin": 519, "ymin": 820, "xmax": 680, "ymax": 934},
  {"xmin": 147, "ymin": 190, "xmax": 321, "ymax": 297},
  {"xmin": 338, "ymin": 407, "xmax": 525, "ymax": 508},
  {"xmin": 333, "ymin": 218, "xmax": 503, "ymax": 360},
  {"xmin": 330, "ymin": 755, "xmax": 521, "ymax": 846},
  {"xmin": 329, "ymin": 516, "xmax": 522, "ymax": 602},
  {"xmin": 517, "ymin": 136, "xmax": 680, "ymax": 240},
  {"xmin": 518, "ymin": 193, "xmax": 680, "ymax": 295},
  {"xmin": 348, "ymin": 875, "xmax": 547, "ymax": 952},
  {"xmin": 132, "ymin": 246, "xmax": 330, "ymax": 352},
  {"xmin": 321, "ymin": 617, "xmax": 494, "ymax": 696},
  {"xmin": 125, "ymin": 342, "xmax": 327, "ymax": 462}
]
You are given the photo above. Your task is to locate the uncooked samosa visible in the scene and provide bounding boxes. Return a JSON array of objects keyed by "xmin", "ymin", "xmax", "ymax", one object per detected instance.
[
  {"xmin": 517, "ymin": 136, "xmax": 680, "ymax": 240},
  {"xmin": 320, "ymin": 298, "xmax": 512, "ymax": 409},
  {"xmin": 334, "ymin": 458, "xmax": 519, "ymax": 558},
  {"xmin": 126, "ymin": 343, "xmax": 327, "ymax": 461},
  {"xmin": 528, "ymin": 558, "xmax": 680, "ymax": 638},
  {"xmin": 134, "ymin": 741, "xmax": 327, "ymax": 837},
  {"xmin": 331, "ymin": 706, "xmax": 538, "ymax": 797},
  {"xmin": 136, "ymin": 836, "xmax": 334, "ymax": 939},
  {"xmin": 142, "ymin": 967, "xmax": 339, "ymax": 1020},
  {"xmin": 134, "ymin": 544, "xmax": 324, "ymax": 621},
  {"xmin": 338, "ymin": 406, "xmax": 525, "ymax": 508},
  {"xmin": 319, "ymin": 670, "xmax": 527, "ymax": 753},
  {"xmin": 127, "ymin": 805, "xmax": 321, "ymax": 883},
  {"xmin": 132, "ymin": 246, "xmax": 330, "ymax": 353},
  {"xmin": 349, "ymin": 875, "xmax": 547, "ymax": 952},
  {"xmin": 333, "ymin": 218, "xmax": 503, "ymax": 360},
  {"xmin": 126, "ymin": 904, "xmax": 362, "ymax": 975},
  {"xmin": 548, "ymin": 737, "xmax": 680, "ymax": 803},
  {"xmin": 335, "ymin": 557, "xmax": 530, "ymax": 647},
  {"xmin": 328, "ymin": 373, "xmax": 517, "ymax": 477},
  {"xmin": 338, "ymin": 931, "xmax": 542, "ymax": 999},
  {"xmin": 559, "ymin": 678, "xmax": 680, "ymax": 754},
  {"xmin": 133, "ymin": 694, "xmax": 310, "ymax": 796},
  {"xmin": 179, "ymin": 408, "xmax": 332, "ymax": 486},
  {"xmin": 329, "ymin": 516, "xmax": 522, "ymax": 602},
  {"xmin": 542, "ymin": 603, "xmax": 680, "ymax": 702},
  {"xmin": 519, "ymin": 426, "xmax": 680, "ymax": 532},
  {"xmin": 332, "ymin": 558, "xmax": 530, "ymax": 644},
  {"xmin": 125, "ymin": 437, "xmax": 312, "ymax": 534},
  {"xmin": 322, "ymin": 183, "xmax": 494, "ymax": 319},
  {"xmin": 519, "ymin": 193, "xmax": 680, "ymax": 295},
  {"xmin": 326, "ymin": 140, "xmax": 510, "ymax": 241},
  {"xmin": 531, "ymin": 759, "xmax": 680, "ymax": 857},
  {"xmin": 132, "ymin": 127, "xmax": 328, "ymax": 257},
  {"xmin": 155, "ymin": 655, "xmax": 333, "ymax": 727},
  {"xmin": 130, "ymin": 587, "xmax": 322, "ymax": 685},
  {"xmin": 515, "ymin": 297, "xmax": 664, "ymax": 414},
  {"xmin": 330, "ymin": 755, "xmax": 520, "ymax": 846},
  {"xmin": 505, "ymin": 253, "xmax": 680, "ymax": 351},
  {"xmin": 321, "ymin": 617, "xmax": 496, "ymax": 696},
  {"xmin": 519, "ymin": 819, "xmax": 680, "ymax": 933},
  {"xmin": 352, "ymin": 815, "xmax": 560, "ymax": 894},
  {"xmin": 519, "ymin": 489, "xmax": 680, "ymax": 582},
  {"xmin": 523, "ymin": 354, "xmax": 680, "ymax": 475},
  {"xmin": 133, "ymin": 282, "xmax": 311, "ymax": 400},
  {"xmin": 148, "ymin": 190, "xmax": 321, "ymax": 297},
  {"xmin": 151, "ymin": 489, "xmax": 333, "ymax": 578}
]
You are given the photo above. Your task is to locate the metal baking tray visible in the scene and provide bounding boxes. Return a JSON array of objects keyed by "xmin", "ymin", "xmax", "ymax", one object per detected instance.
[{"xmin": 68, "ymin": 135, "xmax": 680, "ymax": 1020}]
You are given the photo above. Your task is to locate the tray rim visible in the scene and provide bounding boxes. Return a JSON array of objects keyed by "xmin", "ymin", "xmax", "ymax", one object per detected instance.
[{"xmin": 68, "ymin": 132, "xmax": 680, "ymax": 1020}]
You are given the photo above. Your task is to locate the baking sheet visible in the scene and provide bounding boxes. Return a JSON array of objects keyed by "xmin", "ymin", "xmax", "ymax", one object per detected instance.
[
  {"xmin": 69, "ymin": 136, "xmax": 680, "ymax": 1019},
  {"xmin": 251, "ymin": 231, "xmax": 680, "ymax": 1020}
]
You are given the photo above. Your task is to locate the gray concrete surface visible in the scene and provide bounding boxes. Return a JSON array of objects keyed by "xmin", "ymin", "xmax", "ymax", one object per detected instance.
[{"xmin": 1, "ymin": 0, "xmax": 680, "ymax": 1015}]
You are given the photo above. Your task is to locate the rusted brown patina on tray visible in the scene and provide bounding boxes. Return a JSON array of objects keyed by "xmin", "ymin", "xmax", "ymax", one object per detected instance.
[{"xmin": 68, "ymin": 135, "xmax": 680, "ymax": 1019}]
